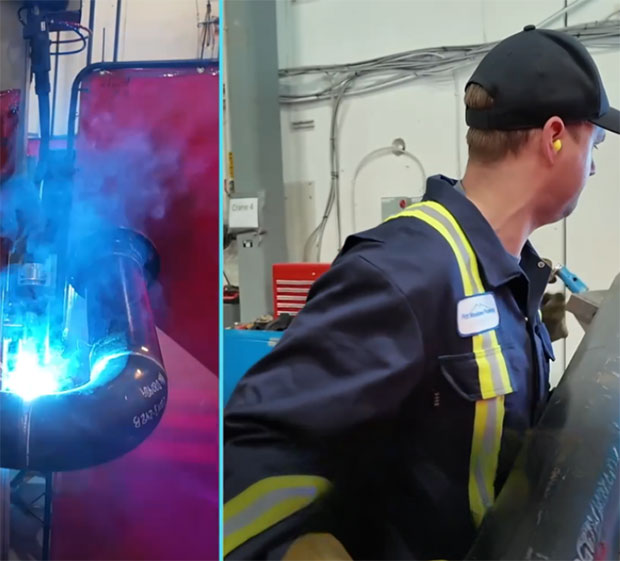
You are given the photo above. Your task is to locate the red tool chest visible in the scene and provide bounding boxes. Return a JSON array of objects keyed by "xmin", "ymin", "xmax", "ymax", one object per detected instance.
[{"xmin": 272, "ymin": 262, "xmax": 330, "ymax": 317}]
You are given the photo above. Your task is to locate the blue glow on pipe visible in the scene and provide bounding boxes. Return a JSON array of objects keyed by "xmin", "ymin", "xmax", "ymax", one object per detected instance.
[
  {"xmin": 89, "ymin": 350, "xmax": 131, "ymax": 382},
  {"xmin": 2, "ymin": 337, "xmax": 72, "ymax": 402}
]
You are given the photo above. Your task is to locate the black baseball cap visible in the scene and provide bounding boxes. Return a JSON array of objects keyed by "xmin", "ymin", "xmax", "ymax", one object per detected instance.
[{"xmin": 465, "ymin": 24, "xmax": 619, "ymax": 134}]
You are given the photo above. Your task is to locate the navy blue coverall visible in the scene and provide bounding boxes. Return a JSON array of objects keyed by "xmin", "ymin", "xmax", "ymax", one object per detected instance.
[{"xmin": 224, "ymin": 175, "xmax": 555, "ymax": 560}]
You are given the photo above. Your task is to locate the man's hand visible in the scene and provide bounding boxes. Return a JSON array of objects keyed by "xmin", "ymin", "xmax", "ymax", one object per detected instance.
[{"xmin": 541, "ymin": 292, "xmax": 568, "ymax": 342}]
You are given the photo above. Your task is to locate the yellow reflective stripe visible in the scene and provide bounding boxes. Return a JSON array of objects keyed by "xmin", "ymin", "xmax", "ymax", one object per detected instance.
[
  {"xmin": 472, "ymin": 343, "xmax": 510, "ymax": 398},
  {"xmin": 468, "ymin": 400, "xmax": 486, "ymax": 525},
  {"xmin": 468, "ymin": 396, "xmax": 505, "ymax": 526},
  {"xmin": 422, "ymin": 202, "xmax": 513, "ymax": 395},
  {"xmin": 386, "ymin": 207, "xmax": 475, "ymax": 296},
  {"xmin": 480, "ymin": 335, "xmax": 510, "ymax": 396},
  {"xmin": 473, "ymin": 336, "xmax": 496, "ymax": 399},
  {"xmin": 417, "ymin": 203, "xmax": 510, "ymax": 525},
  {"xmin": 386, "ymin": 200, "xmax": 510, "ymax": 527},
  {"xmin": 223, "ymin": 475, "xmax": 330, "ymax": 557}
]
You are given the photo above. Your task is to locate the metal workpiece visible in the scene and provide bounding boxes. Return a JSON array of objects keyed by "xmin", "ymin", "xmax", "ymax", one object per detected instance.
[
  {"xmin": 466, "ymin": 275, "xmax": 620, "ymax": 561},
  {"xmin": 0, "ymin": 352, "xmax": 167, "ymax": 471},
  {"xmin": 0, "ymin": 229, "xmax": 168, "ymax": 472},
  {"xmin": 567, "ymin": 289, "xmax": 608, "ymax": 330}
]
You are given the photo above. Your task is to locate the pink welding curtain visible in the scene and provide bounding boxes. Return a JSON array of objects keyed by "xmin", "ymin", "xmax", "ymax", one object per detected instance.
[
  {"xmin": 50, "ymin": 63, "xmax": 219, "ymax": 561},
  {"xmin": 72, "ymin": 64, "xmax": 219, "ymax": 374}
]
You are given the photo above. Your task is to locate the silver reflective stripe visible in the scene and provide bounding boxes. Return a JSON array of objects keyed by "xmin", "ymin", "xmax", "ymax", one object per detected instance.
[
  {"xmin": 391, "ymin": 201, "xmax": 509, "ymax": 525},
  {"xmin": 224, "ymin": 485, "xmax": 320, "ymax": 538},
  {"xmin": 474, "ymin": 398, "xmax": 499, "ymax": 509},
  {"xmin": 480, "ymin": 330, "xmax": 503, "ymax": 394},
  {"xmin": 417, "ymin": 204, "xmax": 506, "ymax": 395},
  {"xmin": 417, "ymin": 204, "xmax": 504, "ymax": 509},
  {"xmin": 418, "ymin": 204, "xmax": 477, "ymax": 293}
]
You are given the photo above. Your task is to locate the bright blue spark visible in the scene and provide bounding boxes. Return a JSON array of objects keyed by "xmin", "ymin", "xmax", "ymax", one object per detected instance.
[{"xmin": 2, "ymin": 337, "xmax": 73, "ymax": 402}]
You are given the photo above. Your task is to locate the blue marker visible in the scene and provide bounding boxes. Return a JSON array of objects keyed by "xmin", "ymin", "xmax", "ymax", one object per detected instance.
[{"xmin": 556, "ymin": 265, "xmax": 588, "ymax": 294}]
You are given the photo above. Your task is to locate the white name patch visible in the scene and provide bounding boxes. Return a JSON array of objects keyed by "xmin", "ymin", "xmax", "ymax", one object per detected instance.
[{"xmin": 457, "ymin": 293, "xmax": 499, "ymax": 337}]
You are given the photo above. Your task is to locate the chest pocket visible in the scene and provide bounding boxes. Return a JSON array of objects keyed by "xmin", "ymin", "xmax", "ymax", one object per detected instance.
[
  {"xmin": 438, "ymin": 346, "xmax": 518, "ymax": 401},
  {"xmin": 385, "ymin": 200, "xmax": 514, "ymax": 529}
]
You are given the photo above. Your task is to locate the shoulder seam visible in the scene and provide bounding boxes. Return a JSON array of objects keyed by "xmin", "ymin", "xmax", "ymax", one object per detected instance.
[
  {"xmin": 355, "ymin": 253, "xmax": 424, "ymax": 335},
  {"xmin": 355, "ymin": 254, "xmax": 428, "ymax": 373}
]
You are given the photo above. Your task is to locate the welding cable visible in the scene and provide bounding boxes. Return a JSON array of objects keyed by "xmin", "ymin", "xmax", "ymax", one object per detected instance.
[
  {"xmin": 17, "ymin": 10, "xmax": 92, "ymax": 56},
  {"xmin": 53, "ymin": 21, "xmax": 93, "ymax": 38},
  {"xmin": 603, "ymin": 9, "xmax": 620, "ymax": 21},
  {"xmin": 295, "ymin": 12, "xmax": 618, "ymax": 260},
  {"xmin": 303, "ymin": 77, "xmax": 353, "ymax": 261},
  {"xmin": 52, "ymin": 22, "xmax": 91, "ymax": 56},
  {"xmin": 536, "ymin": 0, "xmax": 592, "ymax": 29},
  {"xmin": 279, "ymin": 19, "xmax": 618, "ymax": 104},
  {"xmin": 37, "ymin": 93, "xmax": 51, "ymax": 178}
]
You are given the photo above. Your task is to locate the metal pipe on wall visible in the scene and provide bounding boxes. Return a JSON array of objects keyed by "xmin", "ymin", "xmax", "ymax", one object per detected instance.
[
  {"xmin": 51, "ymin": 31, "xmax": 60, "ymax": 137},
  {"xmin": 113, "ymin": 0, "xmax": 121, "ymax": 62},
  {"xmin": 86, "ymin": 0, "xmax": 96, "ymax": 65}
]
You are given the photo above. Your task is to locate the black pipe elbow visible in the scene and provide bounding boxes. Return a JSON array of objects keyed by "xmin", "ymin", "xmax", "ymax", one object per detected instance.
[
  {"xmin": 0, "ymin": 352, "xmax": 167, "ymax": 471},
  {"xmin": 0, "ymin": 229, "xmax": 168, "ymax": 471}
]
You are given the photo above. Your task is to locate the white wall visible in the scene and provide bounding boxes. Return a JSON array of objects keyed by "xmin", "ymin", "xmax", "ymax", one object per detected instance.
[
  {"xmin": 560, "ymin": 1, "xmax": 620, "ymax": 375},
  {"xmin": 267, "ymin": 0, "xmax": 620, "ymax": 386},
  {"xmin": 27, "ymin": 0, "xmax": 219, "ymax": 137}
]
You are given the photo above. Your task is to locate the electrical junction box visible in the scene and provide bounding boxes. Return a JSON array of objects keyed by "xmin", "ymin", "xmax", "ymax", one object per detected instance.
[
  {"xmin": 36, "ymin": 0, "xmax": 83, "ymax": 30},
  {"xmin": 381, "ymin": 196, "xmax": 418, "ymax": 220}
]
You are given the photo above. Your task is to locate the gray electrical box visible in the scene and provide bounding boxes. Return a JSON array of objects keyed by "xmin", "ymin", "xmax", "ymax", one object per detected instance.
[
  {"xmin": 44, "ymin": 1, "xmax": 83, "ymax": 30},
  {"xmin": 381, "ymin": 196, "xmax": 418, "ymax": 220}
]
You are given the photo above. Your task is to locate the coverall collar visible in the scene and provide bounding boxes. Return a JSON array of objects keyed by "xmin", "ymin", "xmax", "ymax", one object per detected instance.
[{"xmin": 423, "ymin": 174, "xmax": 550, "ymax": 291}]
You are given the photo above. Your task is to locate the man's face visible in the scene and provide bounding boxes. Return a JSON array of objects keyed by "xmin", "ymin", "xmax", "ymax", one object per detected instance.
[{"xmin": 544, "ymin": 123, "xmax": 606, "ymax": 221}]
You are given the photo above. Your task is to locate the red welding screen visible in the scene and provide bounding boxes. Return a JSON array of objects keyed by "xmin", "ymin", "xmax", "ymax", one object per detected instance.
[
  {"xmin": 49, "ymin": 63, "xmax": 219, "ymax": 561},
  {"xmin": 0, "ymin": 89, "xmax": 21, "ymax": 182},
  {"xmin": 73, "ymin": 65, "xmax": 219, "ymax": 374}
]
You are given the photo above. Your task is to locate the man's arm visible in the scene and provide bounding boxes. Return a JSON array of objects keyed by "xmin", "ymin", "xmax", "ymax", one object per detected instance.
[{"xmin": 224, "ymin": 248, "xmax": 426, "ymax": 559}]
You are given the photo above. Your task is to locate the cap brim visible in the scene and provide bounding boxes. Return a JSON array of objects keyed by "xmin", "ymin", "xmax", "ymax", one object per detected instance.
[{"xmin": 591, "ymin": 107, "xmax": 620, "ymax": 134}]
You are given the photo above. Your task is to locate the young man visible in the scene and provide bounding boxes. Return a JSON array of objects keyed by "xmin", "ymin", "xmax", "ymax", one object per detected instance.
[{"xmin": 224, "ymin": 25, "xmax": 618, "ymax": 560}]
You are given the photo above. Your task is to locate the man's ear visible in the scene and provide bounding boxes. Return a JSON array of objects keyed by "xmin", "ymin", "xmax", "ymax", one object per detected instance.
[{"xmin": 542, "ymin": 117, "xmax": 566, "ymax": 163}]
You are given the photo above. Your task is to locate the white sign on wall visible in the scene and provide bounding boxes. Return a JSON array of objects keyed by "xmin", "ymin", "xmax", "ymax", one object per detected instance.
[{"xmin": 229, "ymin": 197, "xmax": 259, "ymax": 229}]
